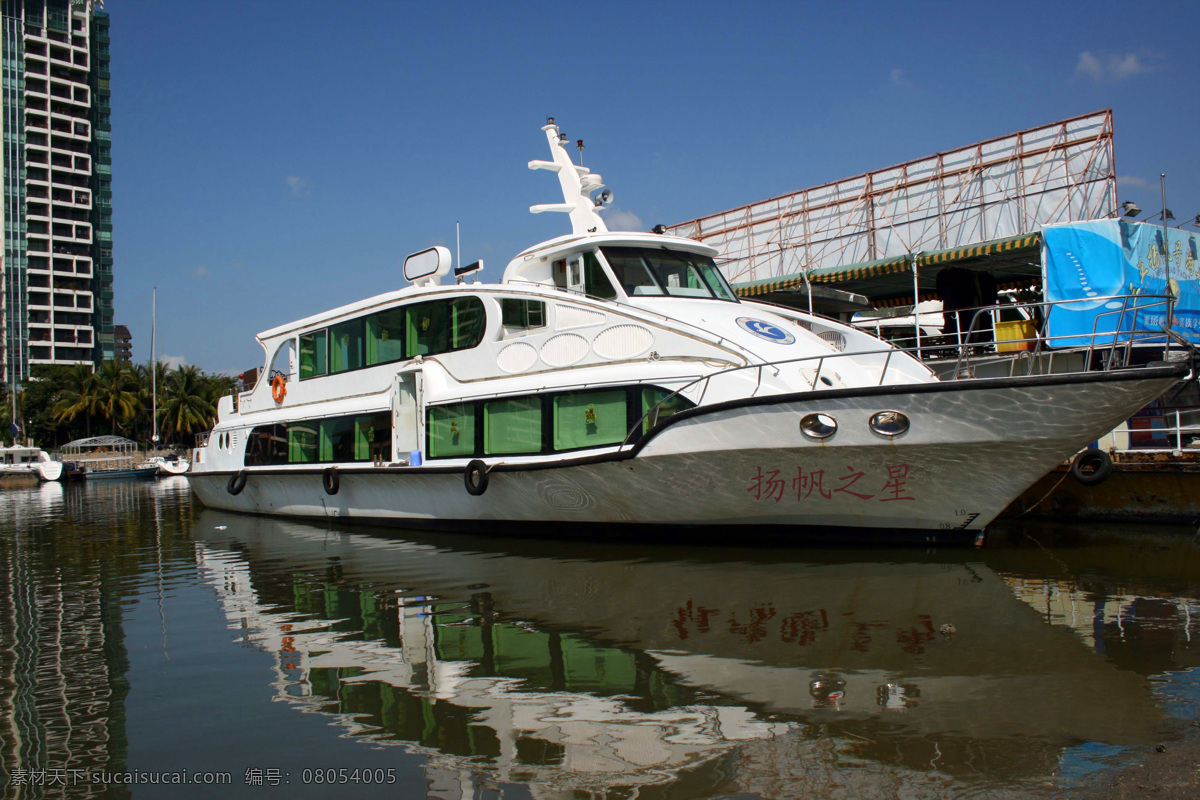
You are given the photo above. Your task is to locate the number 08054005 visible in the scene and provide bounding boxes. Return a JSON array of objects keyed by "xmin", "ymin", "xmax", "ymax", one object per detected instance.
[{"xmin": 301, "ymin": 768, "xmax": 396, "ymax": 784}]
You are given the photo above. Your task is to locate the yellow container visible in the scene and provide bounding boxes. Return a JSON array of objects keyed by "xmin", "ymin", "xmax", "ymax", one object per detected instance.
[{"xmin": 996, "ymin": 320, "xmax": 1036, "ymax": 353}]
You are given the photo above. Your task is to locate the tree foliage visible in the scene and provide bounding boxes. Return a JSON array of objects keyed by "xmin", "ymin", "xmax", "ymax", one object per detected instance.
[{"xmin": 7, "ymin": 360, "xmax": 234, "ymax": 449}]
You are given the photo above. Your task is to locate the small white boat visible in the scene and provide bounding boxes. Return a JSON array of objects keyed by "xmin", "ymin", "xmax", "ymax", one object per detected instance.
[
  {"xmin": 146, "ymin": 454, "xmax": 190, "ymax": 476},
  {"xmin": 187, "ymin": 121, "xmax": 1187, "ymax": 541},
  {"xmin": 0, "ymin": 446, "xmax": 63, "ymax": 481}
]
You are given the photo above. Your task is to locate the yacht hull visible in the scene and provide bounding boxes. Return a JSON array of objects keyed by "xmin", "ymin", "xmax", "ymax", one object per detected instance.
[{"xmin": 189, "ymin": 367, "xmax": 1183, "ymax": 538}]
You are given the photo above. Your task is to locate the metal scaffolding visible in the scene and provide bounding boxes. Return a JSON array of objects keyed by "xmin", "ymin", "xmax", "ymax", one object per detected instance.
[{"xmin": 667, "ymin": 110, "xmax": 1116, "ymax": 287}]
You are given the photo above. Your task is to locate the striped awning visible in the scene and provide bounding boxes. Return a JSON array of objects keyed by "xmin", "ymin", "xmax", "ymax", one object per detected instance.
[
  {"xmin": 734, "ymin": 272, "xmax": 811, "ymax": 298},
  {"xmin": 809, "ymin": 255, "xmax": 911, "ymax": 284},
  {"xmin": 732, "ymin": 231, "xmax": 1042, "ymax": 299},
  {"xmin": 915, "ymin": 232, "xmax": 1041, "ymax": 268},
  {"xmin": 871, "ymin": 293, "xmax": 937, "ymax": 309},
  {"xmin": 734, "ymin": 255, "xmax": 911, "ymax": 297}
]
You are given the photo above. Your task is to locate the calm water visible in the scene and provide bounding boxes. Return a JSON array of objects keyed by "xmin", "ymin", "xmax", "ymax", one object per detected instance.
[{"xmin": 3, "ymin": 481, "xmax": 1200, "ymax": 799}]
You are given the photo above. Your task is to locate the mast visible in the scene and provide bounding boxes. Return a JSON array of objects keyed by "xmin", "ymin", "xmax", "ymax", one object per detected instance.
[
  {"xmin": 527, "ymin": 119, "xmax": 610, "ymax": 235},
  {"xmin": 151, "ymin": 287, "xmax": 158, "ymax": 446}
]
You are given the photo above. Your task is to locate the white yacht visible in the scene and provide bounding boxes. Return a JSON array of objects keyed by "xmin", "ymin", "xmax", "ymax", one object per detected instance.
[
  {"xmin": 0, "ymin": 446, "xmax": 63, "ymax": 481},
  {"xmin": 146, "ymin": 453, "xmax": 190, "ymax": 476},
  {"xmin": 188, "ymin": 121, "xmax": 1187, "ymax": 540}
]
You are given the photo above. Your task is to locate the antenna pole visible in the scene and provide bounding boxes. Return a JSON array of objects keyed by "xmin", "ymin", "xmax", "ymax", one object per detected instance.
[
  {"xmin": 1162, "ymin": 173, "xmax": 1173, "ymax": 329},
  {"xmin": 151, "ymin": 286, "xmax": 158, "ymax": 446},
  {"xmin": 456, "ymin": 222, "xmax": 462, "ymax": 285}
]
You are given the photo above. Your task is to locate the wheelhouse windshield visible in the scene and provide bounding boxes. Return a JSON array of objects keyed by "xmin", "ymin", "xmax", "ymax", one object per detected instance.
[{"xmin": 600, "ymin": 247, "xmax": 737, "ymax": 301}]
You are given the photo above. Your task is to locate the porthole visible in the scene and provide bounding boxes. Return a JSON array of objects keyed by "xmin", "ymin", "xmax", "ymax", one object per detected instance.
[
  {"xmin": 800, "ymin": 413, "xmax": 837, "ymax": 440},
  {"xmin": 869, "ymin": 410, "xmax": 910, "ymax": 437}
]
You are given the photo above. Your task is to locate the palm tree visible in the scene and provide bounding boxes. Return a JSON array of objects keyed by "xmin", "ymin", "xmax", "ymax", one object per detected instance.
[
  {"xmin": 51, "ymin": 363, "xmax": 101, "ymax": 437},
  {"xmin": 159, "ymin": 365, "xmax": 214, "ymax": 443},
  {"xmin": 93, "ymin": 360, "xmax": 143, "ymax": 435}
]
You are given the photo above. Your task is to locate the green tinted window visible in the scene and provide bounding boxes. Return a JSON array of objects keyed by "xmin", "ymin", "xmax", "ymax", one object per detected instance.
[
  {"xmin": 641, "ymin": 387, "xmax": 695, "ymax": 433},
  {"xmin": 451, "ymin": 297, "xmax": 486, "ymax": 350},
  {"xmin": 501, "ymin": 298, "xmax": 545, "ymax": 329},
  {"xmin": 428, "ymin": 403, "xmax": 476, "ymax": 458},
  {"xmin": 553, "ymin": 389, "xmax": 627, "ymax": 451},
  {"xmin": 355, "ymin": 413, "xmax": 390, "ymax": 461},
  {"xmin": 584, "ymin": 251, "xmax": 617, "ymax": 299},
  {"xmin": 299, "ymin": 330, "xmax": 327, "ymax": 379},
  {"xmin": 288, "ymin": 424, "xmax": 318, "ymax": 463},
  {"xmin": 365, "ymin": 308, "xmax": 405, "ymax": 366},
  {"xmin": 406, "ymin": 301, "xmax": 448, "ymax": 357},
  {"xmin": 329, "ymin": 319, "xmax": 365, "ymax": 374},
  {"xmin": 484, "ymin": 397, "xmax": 542, "ymax": 455},
  {"xmin": 319, "ymin": 416, "xmax": 356, "ymax": 462}
]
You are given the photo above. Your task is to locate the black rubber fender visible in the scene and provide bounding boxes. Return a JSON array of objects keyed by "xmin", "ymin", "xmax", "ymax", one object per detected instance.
[
  {"xmin": 465, "ymin": 460, "xmax": 489, "ymax": 496},
  {"xmin": 322, "ymin": 467, "xmax": 340, "ymax": 496},
  {"xmin": 227, "ymin": 471, "xmax": 248, "ymax": 495},
  {"xmin": 1071, "ymin": 448, "xmax": 1113, "ymax": 486}
]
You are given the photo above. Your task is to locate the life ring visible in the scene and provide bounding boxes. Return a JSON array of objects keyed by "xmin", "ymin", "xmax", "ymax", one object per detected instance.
[
  {"xmin": 1071, "ymin": 448, "xmax": 1113, "ymax": 486},
  {"xmin": 322, "ymin": 467, "xmax": 340, "ymax": 496},
  {"xmin": 464, "ymin": 460, "xmax": 489, "ymax": 496},
  {"xmin": 271, "ymin": 375, "xmax": 287, "ymax": 404},
  {"xmin": 227, "ymin": 471, "xmax": 248, "ymax": 495}
]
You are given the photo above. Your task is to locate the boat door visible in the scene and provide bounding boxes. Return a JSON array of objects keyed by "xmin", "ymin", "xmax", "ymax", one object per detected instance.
[
  {"xmin": 566, "ymin": 254, "xmax": 586, "ymax": 294},
  {"xmin": 392, "ymin": 370, "xmax": 423, "ymax": 464}
]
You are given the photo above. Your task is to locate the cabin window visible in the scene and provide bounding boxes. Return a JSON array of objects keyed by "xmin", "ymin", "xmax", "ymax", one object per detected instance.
[
  {"xmin": 405, "ymin": 297, "xmax": 486, "ymax": 357},
  {"xmin": 601, "ymin": 247, "xmax": 736, "ymax": 301},
  {"xmin": 640, "ymin": 387, "xmax": 694, "ymax": 433},
  {"xmin": 603, "ymin": 248, "xmax": 662, "ymax": 296},
  {"xmin": 583, "ymin": 251, "xmax": 617, "ymax": 300},
  {"xmin": 552, "ymin": 389, "xmax": 627, "ymax": 451},
  {"xmin": 406, "ymin": 301, "xmax": 448, "ymax": 357},
  {"xmin": 299, "ymin": 330, "xmax": 327, "ymax": 379},
  {"xmin": 422, "ymin": 383, "xmax": 686, "ymax": 460},
  {"xmin": 428, "ymin": 403, "xmax": 476, "ymax": 458},
  {"xmin": 329, "ymin": 319, "xmax": 365, "ymax": 374},
  {"xmin": 365, "ymin": 308, "xmax": 406, "ymax": 366},
  {"xmin": 245, "ymin": 424, "xmax": 288, "ymax": 466},
  {"xmin": 287, "ymin": 423, "xmax": 318, "ymax": 463},
  {"xmin": 484, "ymin": 397, "xmax": 543, "ymax": 455},
  {"xmin": 245, "ymin": 414, "xmax": 391, "ymax": 466},
  {"xmin": 451, "ymin": 297, "xmax": 486, "ymax": 349},
  {"xmin": 552, "ymin": 252, "xmax": 617, "ymax": 300},
  {"xmin": 355, "ymin": 413, "xmax": 391, "ymax": 461},
  {"xmin": 319, "ymin": 416, "xmax": 356, "ymax": 462},
  {"xmin": 501, "ymin": 298, "xmax": 545, "ymax": 330}
]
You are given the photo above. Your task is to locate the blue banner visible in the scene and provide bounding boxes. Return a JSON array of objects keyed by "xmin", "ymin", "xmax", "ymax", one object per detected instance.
[{"xmin": 1042, "ymin": 219, "xmax": 1200, "ymax": 347}]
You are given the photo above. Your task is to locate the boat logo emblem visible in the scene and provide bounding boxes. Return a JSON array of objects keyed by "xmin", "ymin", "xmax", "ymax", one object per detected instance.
[{"xmin": 736, "ymin": 317, "xmax": 796, "ymax": 344}]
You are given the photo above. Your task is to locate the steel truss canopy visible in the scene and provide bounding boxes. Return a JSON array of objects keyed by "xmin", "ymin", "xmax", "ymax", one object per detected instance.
[{"xmin": 667, "ymin": 110, "xmax": 1116, "ymax": 304}]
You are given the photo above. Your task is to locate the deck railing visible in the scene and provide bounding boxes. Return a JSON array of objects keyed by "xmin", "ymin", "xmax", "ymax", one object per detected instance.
[{"xmin": 625, "ymin": 292, "xmax": 1192, "ymax": 446}]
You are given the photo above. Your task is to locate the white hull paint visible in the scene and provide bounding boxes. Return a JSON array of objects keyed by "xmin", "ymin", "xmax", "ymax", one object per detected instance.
[
  {"xmin": 148, "ymin": 457, "xmax": 190, "ymax": 476},
  {"xmin": 190, "ymin": 370, "xmax": 1177, "ymax": 536},
  {"xmin": 0, "ymin": 447, "xmax": 63, "ymax": 481}
]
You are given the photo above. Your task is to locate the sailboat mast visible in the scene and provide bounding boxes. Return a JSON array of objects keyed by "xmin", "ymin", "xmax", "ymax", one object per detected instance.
[{"xmin": 151, "ymin": 286, "xmax": 158, "ymax": 445}]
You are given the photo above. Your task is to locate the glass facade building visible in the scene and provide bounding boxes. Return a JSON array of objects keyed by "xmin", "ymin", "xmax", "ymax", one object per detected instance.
[{"xmin": 1, "ymin": 0, "xmax": 112, "ymax": 385}]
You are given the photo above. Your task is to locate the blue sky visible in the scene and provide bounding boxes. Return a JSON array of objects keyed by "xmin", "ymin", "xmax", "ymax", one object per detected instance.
[{"xmin": 110, "ymin": 0, "xmax": 1200, "ymax": 374}]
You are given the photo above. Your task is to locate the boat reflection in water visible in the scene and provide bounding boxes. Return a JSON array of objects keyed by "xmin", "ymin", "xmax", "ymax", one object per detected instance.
[{"xmin": 193, "ymin": 512, "xmax": 1187, "ymax": 798}]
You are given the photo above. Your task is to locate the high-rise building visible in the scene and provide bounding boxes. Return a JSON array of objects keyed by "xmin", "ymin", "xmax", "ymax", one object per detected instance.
[
  {"xmin": 1, "ymin": 0, "xmax": 113, "ymax": 387},
  {"xmin": 112, "ymin": 321, "xmax": 128, "ymax": 361}
]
